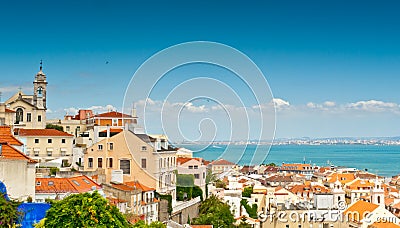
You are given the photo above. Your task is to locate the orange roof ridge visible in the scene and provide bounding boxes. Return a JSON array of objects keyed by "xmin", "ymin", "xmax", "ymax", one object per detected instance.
[
  {"xmin": 0, "ymin": 142, "xmax": 36, "ymax": 163},
  {"xmin": 19, "ymin": 129, "xmax": 73, "ymax": 137},
  {"xmin": 0, "ymin": 126, "xmax": 23, "ymax": 146}
]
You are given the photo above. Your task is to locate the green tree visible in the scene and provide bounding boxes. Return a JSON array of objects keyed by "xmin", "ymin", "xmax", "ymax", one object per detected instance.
[
  {"xmin": 39, "ymin": 191, "xmax": 130, "ymax": 228},
  {"xmin": 192, "ymin": 195, "xmax": 234, "ymax": 228},
  {"xmin": 45, "ymin": 124, "xmax": 64, "ymax": 132},
  {"xmin": 264, "ymin": 162, "xmax": 276, "ymax": 167},
  {"xmin": 242, "ymin": 186, "xmax": 253, "ymax": 198},
  {"xmin": 240, "ymin": 199, "xmax": 258, "ymax": 219},
  {"xmin": 192, "ymin": 185, "xmax": 203, "ymax": 201},
  {"xmin": 215, "ymin": 179, "xmax": 226, "ymax": 189},
  {"xmin": 0, "ymin": 193, "xmax": 21, "ymax": 227}
]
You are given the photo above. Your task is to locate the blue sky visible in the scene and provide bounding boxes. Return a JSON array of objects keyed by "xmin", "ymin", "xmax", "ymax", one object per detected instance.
[{"xmin": 0, "ymin": 0, "xmax": 399, "ymax": 139}]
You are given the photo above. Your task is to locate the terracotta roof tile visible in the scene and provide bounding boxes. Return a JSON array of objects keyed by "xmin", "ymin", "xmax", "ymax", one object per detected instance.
[
  {"xmin": 177, "ymin": 157, "xmax": 202, "ymax": 165},
  {"xmin": 343, "ymin": 200, "xmax": 379, "ymax": 222},
  {"xmin": 100, "ymin": 128, "xmax": 123, "ymax": 133},
  {"xmin": 0, "ymin": 143, "xmax": 36, "ymax": 163},
  {"xmin": 327, "ymin": 173, "xmax": 356, "ymax": 184},
  {"xmin": 19, "ymin": 129, "xmax": 73, "ymax": 137},
  {"xmin": 125, "ymin": 181, "xmax": 155, "ymax": 192},
  {"xmin": 346, "ymin": 179, "xmax": 374, "ymax": 190},
  {"xmin": 289, "ymin": 183, "xmax": 330, "ymax": 195},
  {"xmin": 95, "ymin": 111, "xmax": 132, "ymax": 118},
  {"xmin": 0, "ymin": 126, "xmax": 23, "ymax": 146},
  {"xmin": 36, "ymin": 176, "xmax": 101, "ymax": 193},
  {"xmin": 210, "ymin": 159, "xmax": 235, "ymax": 166}
]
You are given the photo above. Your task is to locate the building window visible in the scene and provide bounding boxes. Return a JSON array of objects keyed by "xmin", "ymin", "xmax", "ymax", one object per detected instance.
[
  {"xmin": 35, "ymin": 139, "xmax": 39, "ymax": 143},
  {"xmin": 189, "ymin": 166, "xmax": 193, "ymax": 169},
  {"xmin": 88, "ymin": 158, "xmax": 93, "ymax": 168},
  {"xmin": 141, "ymin": 146, "xmax": 147, "ymax": 151},
  {"xmin": 98, "ymin": 144, "xmax": 103, "ymax": 150},
  {"xmin": 16, "ymin": 108, "xmax": 23, "ymax": 123},
  {"xmin": 76, "ymin": 126, "xmax": 80, "ymax": 132},
  {"xmin": 194, "ymin": 174, "xmax": 200, "ymax": 179},
  {"xmin": 36, "ymin": 181, "xmax": 41, "ymax": 186},
  {"xmin": 48, "ymin": 181, "xmax": 54, "ymax": 186},
  {"xmin": 34, "ymin": 150, "xmax": 39, "ymax": 156},
  {"xmin": 27, "ymin": 113, "xmax": 32, "ymax": 122},
  {"xmin": 203, "ymin": 172, "xmax": 205, "ymax": 179},
  {"xmin": 109, "ymin": 143, "xmax": 114, "ymax": 150},
  {"xmin": 62, "ymin": 138, "xmax": 66, "ymax": 143},
  {"xmin": 48, "ymin": 139, "xmax": 52, "ymax": 143},
  {"xmin": 66, "ymin": 126, "xmax": 70, "ymax": 131},
  {"xmin": 38, "ymin": 115, "xmax": 42, "ymax": 122},
  {"xmin": 120, "ymin": 160, "xmax": 131, "ymax": 174},
  {"xmin": 98, "ymin": 158, "xmax": 103, "ymax": 168},
  {"xmin": 47, "ymin": 151, "xmax": 52, "ymax": 156},
  {"xmin": 107, "ymin": 158, "xmax": 113, "ymax": 168},
  {"xmin": 112, "ymin": 118, "xmax": 118, "ymax": 126},
  {"xmin": 141, "ymin": 158, "xmax": 147, "ymax": 169},
  {"xmin": 194, "ymin": 165, "xmax": 198, "ymax": 169}
]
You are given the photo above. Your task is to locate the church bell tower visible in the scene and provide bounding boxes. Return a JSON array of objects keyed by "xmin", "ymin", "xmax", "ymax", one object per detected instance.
[{"xmin": 33, "ymin": 60, "xmax": 48, "ymax": 110}]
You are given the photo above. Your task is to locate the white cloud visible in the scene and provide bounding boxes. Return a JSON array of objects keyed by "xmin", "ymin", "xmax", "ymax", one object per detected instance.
[
  {"xmin": 89, "ymin": 105, "xmax": 117, "ymax": 113},
  {"xmin": 64, "ymin": 107, "xmax": 78, "ymax": 115},
  {"xmin": 346, "ymin": 100, "xmax": 399, "ymax": 112},
  {"xmin": 304, "ymin": 100, "xmax": 400, "ymax": 115},
  {"xmin": 323, "ymin": 101, "xmax": 336, "ymax": 107},
  {"xmin": 183, "ymin": 102, "xmax": 208, "ymax": 113}
]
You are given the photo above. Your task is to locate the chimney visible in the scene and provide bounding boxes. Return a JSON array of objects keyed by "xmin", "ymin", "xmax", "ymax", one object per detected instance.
[{"xmin": 106, "ymin": 125, "xmax": 110, "ymax": 138}]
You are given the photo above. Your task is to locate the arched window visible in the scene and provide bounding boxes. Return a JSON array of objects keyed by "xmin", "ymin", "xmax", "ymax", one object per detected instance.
[
  {"xmin": 377, "ymin": 196, "xmax": 381, "ymax": 204},
  {"xmin": 16, "ymin": 108, "xmax": 23, "ymax": 123}
]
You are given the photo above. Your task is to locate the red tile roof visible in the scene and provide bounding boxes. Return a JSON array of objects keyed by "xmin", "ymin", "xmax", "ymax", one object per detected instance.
[
  {"xmin": 125, "ymin": 181, "xmax": 155, "ymax": 192},
  {"xmin": 0, "ymin": 126, "xmax": 23, "ymax": 146},
  {"xmin": 343, "ymin": 200, "xmax": 379, "ymax": 222},
  {"xmin": 177, "ymin": 157, "xmax": 202, "ymax": 165},
  {"xmin": 100, "ymin": 128, "xmax": 123, "ymax": 133},
  {"xmin": 95, "ymin": 111, "xmax": 132, "ymax": 118},
  {"xmin": 19, "ymin": 129, "xmax": 73, "ymax": 137},
  {"xmin": 0, "ymin": 142, "xmax": 37, "ymax": 163},
  {"xmin": 210, "ymin": 159, "xmax": 235, "ymax": 166},
  {"xmin": 35, "ymin": 176, "xmax": 101, "ymax": 193},
  {"xmin": 289, "ymin": 183, "xmax": 330, "ymax": 197}
]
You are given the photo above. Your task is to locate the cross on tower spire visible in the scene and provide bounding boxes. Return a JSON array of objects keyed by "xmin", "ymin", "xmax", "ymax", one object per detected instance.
[{"xmin": 40, "ymin": 59, "xmax": 43, "ymax": 71}]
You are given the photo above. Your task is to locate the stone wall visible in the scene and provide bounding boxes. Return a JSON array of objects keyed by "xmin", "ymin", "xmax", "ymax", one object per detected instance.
[{"xmin": 171, "ymin": 197, "xmax": 201, "ymax": 225}]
